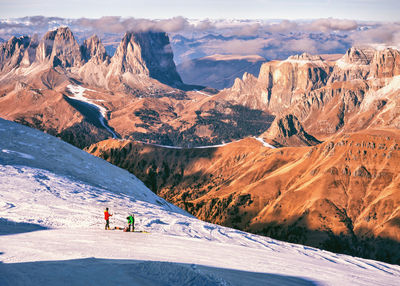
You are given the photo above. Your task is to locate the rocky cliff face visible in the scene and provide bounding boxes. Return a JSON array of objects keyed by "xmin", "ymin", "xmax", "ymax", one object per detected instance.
[
  {"xmin": 36, "ymin": 27, "xmax": 84, "ymax": 68},
  {"xmin": 262, "ymin": 114, "xmax": 321, "ymax": 147},
  {"xmin": 219, "ymin": 53, "xmax": 332, "ymax": 113},
  {"xmin": 108, "ymin": 31, "xmax": 183, "ymax": 87},
  {"xmin": 370, "ymin": 48, "xmax": 400, "ymax": 78},
  {"xmin": 0, "ymin": 36, "xmax": 31, "ymax": 72},
  {"xmin": 81, "ymin": 35, "xmax": 109, "ymax": 64},
  {"xmin": 327, "ymin": 47, "xmax": 375, "ymax": 83},
  {"xmin": 220, "ymin": 47, "xmax": 400, "ymax": 143}
]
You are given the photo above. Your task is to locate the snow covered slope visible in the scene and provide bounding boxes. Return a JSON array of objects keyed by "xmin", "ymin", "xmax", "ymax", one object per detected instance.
[{"xmin": 0, "ymin": 118, "xmax": 400, "ymax": 286}]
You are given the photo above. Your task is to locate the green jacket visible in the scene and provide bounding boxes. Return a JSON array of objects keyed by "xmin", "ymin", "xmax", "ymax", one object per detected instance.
[{"xmin": 127, "ymin": 215, "xmax": 134, "ymax": 224}]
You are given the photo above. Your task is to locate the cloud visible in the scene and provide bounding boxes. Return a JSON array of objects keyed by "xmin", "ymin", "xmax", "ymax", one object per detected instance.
[
  {"xmin": 306, "ymin": 18, "xmax": 358, "ymax": 32},
  {"xmin": 74, "ymin": 16, "xmax": 190, "ymax": 34},
  {"xmin": 350, "ymin": 23, "xmax": 400, "ymax": 47},
  {"xmin": 0, "ymin": 16, "xmax": 398, "ymax": 63},
  {"xmin": 192, "ymin": 19, "xmax": 214, "ymax": 31},
  {"xmin": 266, "ymin": 20, "xmax": 298, "ymax": 33},
  {"xmin": 201, "ymin": 38, "xmax": 270, "ymax": 55}
]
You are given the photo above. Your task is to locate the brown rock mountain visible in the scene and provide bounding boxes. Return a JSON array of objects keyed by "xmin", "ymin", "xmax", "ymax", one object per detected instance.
[
  {"xmin": 0, "ymin": 36, "xmax": 31, "ymax": 72},
  {"xmin": 2, "ymin": 27, "xmax": 399, "ymax": 149},
  {"xmin": 80, "ymin": 35, "xmax": 109, "ymax": 64},
  {"xmin": 87, "ymin": 129, "xmax": 400, "ymax": 264},
  {"xmin": 107, "ymin": 31, "xmax": 183, "ymax": 87},
  {"xmin": 0, "ymin": 27, "xmax": 273, "ymax": 148},
  {"xmin": 262, "ymin": 114, "xmax": 321, "ymax": 147},
  {"xmin": 218, "ymin": 47, "xmax": 400, "ymax": 145},
  {"xmin": 36, "ymin": 27, "xmax": 84, "ymax": 68},
  {"xmin": 217, "ymin": 52, "xmax": 332, "ymax": 113}
]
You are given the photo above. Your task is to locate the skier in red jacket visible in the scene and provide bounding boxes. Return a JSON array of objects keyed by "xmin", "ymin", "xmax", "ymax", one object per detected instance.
[{"xmin": 104, "ymin": 207, "xmax": 112, "ymax": 230}]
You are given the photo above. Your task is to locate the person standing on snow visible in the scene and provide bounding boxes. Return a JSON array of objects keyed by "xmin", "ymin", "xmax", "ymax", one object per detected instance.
[
  {"xmin": 104, "ymin": 207, "xmax": 113, "ymax": 230},
  {"xmin": 126, "ymin": 214, "xmax": 135, "ymax": 232}
]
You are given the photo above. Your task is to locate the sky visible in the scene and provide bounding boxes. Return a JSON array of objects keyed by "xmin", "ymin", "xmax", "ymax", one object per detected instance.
[{"xmin": 1, "ymin": 0, "xmax": 399, "ymax": 21}]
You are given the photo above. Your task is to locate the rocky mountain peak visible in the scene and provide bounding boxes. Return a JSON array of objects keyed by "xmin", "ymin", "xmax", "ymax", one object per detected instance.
[
  {"xmin": 370, "ymin": 48, "xmax": 400, "ymax": 78},
  {"xmin": 0, "ymin": 35, "xmax": 31, "ymax": 72},
  {"xmin": 110, "ymin": 32, "xmax": 149, "ymax": 75},
  {"xmin": 340, "ymin": 47, "xmax": 375, "ymax": 66},
  {"xmin": 109, "ymin": 31, "xmax": 183, "ymax": 87},
  {"xmin": 329, "ymin": 47, "xmax": 376, "ymax": 83},
  {"xmin": 263, "ymin": 114, "xmax": 321, "ymax": 147},
  {"xmin": 36, "ymin": 26, "xmax": 83, "ymax": 68},
  {"xmin": 287, "ymin": 53, "xmax": 324, "ymax": 62},
  {"xmin": 20, "ymin": 34, "xmax": 39, "ymax": 66},
  {"xmin": 81, "ymin": 35, "xmax": 108, "ymax": 64},
  {"xmin": 231, "ymin": 72, "xmax": 257, "ymax": 91}
]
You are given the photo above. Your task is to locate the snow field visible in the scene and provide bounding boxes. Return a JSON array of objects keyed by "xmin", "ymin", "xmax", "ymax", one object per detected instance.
[{"xmin": 1, "ymin": 118, "xmax": 400, "ymax": 285}]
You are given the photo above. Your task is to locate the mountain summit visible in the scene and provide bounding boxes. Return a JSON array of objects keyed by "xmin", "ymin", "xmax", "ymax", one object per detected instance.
[
  {"xmin": 109, "ymin": 31, "xmax": 183, "ymax": 87},
  {"xmin": 36, "ymin": 27, "xmax": 84, "ymax": 68}
]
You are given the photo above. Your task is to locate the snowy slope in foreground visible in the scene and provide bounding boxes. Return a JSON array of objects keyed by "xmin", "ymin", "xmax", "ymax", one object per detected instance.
[{"xmin": 0, "ymin": 119, "xmax": 400, "ymax": 286}]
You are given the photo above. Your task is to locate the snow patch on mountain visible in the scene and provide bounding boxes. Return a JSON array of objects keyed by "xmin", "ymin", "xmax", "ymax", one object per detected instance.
[
  {"xmin": 253, "ymin": 137, "xmax": 276, "ymax": 148},
  {"xmin": 67, "ymin": 84, "xmax": 117, "ymax": 138}
]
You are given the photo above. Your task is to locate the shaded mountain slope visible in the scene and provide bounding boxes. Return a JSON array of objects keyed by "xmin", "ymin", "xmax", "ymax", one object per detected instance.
[{"xmin": 87, "ymin": 130, "xmax": 400, "ymax": 264}]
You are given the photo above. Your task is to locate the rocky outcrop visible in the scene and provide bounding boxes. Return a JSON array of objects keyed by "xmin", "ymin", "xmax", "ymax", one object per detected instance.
[
  {"xmin": 108, "ymin": 31, "xmax": 183, "ymax": 87},
  {"xmin": 218, "ymin": 52, "xmax": 332, "ymax": 113},
  {"xmin": 219, "ymin": 47, "xmax": 400, "ymax": 142},
  {"xmin": 370, "ymin": 48, "xmax": 400, "ymax": 78},
  {"xmin": 20, "ymin": 34, "xmax": 39, "ymax": 67},
  {"xmin": 36, "ymin": 27, "xmax": 84, "ymax": 68},
  {"xmin": 262, "ymin": 114, "xmax": 321, "ymax": 147},
  {"xmin": 80, "ymin": 35, "xmax": 109, "ymax": 64},
  {"xmin": 259, "ymin": 53, "xmax": 332, "ymax": 113},
  {"xmin": 0, "ymin": 36, "xmax": 31, "ymax": 72},
  {"xmin": 328, "ymin": 47, "xmax": 375, "ymax": 83},
  {"xmin": 78, "ymin": 35, "xmax": 110, "ymax": 87}
]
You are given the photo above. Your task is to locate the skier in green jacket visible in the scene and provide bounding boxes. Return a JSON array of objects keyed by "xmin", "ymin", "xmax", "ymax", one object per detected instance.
[{"xmin": 126, "ymin": 214, "xmax": 135, "ymax": 232}]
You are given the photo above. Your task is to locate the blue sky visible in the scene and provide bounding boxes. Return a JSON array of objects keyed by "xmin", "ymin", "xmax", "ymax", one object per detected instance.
[{"xmin": 1, "ymin": 0, "xmax": 399, "ymax": 21}]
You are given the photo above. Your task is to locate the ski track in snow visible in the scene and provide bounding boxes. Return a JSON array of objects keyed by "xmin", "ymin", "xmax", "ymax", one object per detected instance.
[
  {"xmin": 1, "ymin": 149, "xmax": 35, "ymax": 160},
  {"xmin": 66, "ymin": 84, "xmax": 117, "ymax": 139},
  {"xmin": 1, "ymin": 118, "xmax": 400, "ymax": 286}
]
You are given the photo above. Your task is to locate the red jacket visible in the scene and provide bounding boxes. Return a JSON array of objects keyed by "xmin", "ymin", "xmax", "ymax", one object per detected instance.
[{"xmin": 104, "ymin": 210, "xmax": 112, "ymax": 220}]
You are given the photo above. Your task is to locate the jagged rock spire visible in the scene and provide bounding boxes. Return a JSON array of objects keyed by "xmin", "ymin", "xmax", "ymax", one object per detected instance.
[{"xmin": 36, "ymin": 26, "xmax": 84, "ymax": 68}]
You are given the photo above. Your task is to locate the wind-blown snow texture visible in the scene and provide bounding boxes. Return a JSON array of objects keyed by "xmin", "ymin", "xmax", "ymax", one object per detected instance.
[{"xmin": 0, "ymin": 118, "xmax": 399, "ymax": 286}]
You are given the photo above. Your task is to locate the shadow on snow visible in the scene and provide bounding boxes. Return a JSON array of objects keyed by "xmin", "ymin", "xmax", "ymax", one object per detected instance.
[
  {"xmin": 0, "ymin": 257, "xmax": 319, "ymax": 286},
  {"xmin": 0, "ymin": 218, "xmax": 48, "ymax": 236}
]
